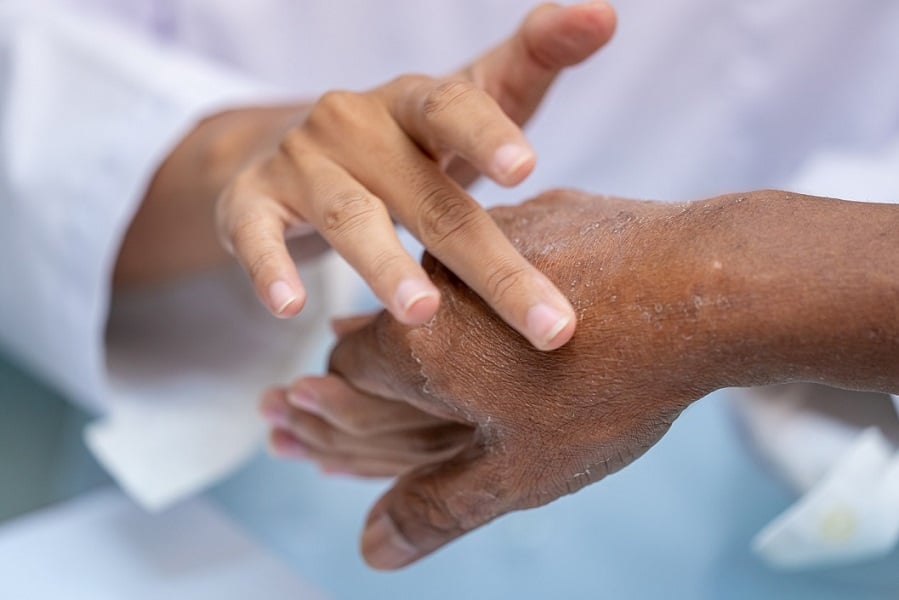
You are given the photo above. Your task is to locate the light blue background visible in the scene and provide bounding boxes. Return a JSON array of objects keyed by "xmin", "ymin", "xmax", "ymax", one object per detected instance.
[{"xmin": 4, "ymin": 352, "xmax": 898, "ymax": 599}]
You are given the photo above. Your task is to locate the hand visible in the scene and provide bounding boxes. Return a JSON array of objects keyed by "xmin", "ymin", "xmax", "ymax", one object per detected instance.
[
  {"xmin": 260, "ymin": 366, "xmax": 475, "ymax": 478},
  {"xmin": 289, "ymin": 191, "xmax": 729, "ymax": 569},
  {"xmin": 270, "ymin": 189, "xmax": 899, "ymax": 570},
  {"xmin": 215, "ymin": 2, "xmax": 617, "ymax": 350}
]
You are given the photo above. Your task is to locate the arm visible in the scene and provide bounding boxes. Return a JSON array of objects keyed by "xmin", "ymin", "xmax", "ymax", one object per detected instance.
[
  {"xmin": 264, "ymin": 189, "xmax": 898, "ymax": 569},
  {"xmin": 673, "ymin": 191, "xmax": 898, "ymax": 394}
]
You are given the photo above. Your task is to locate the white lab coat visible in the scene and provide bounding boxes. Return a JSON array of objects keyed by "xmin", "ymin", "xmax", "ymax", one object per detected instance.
[{"xmin": 1, "ymin": 0, "xmax": 898, "ymax": 567}]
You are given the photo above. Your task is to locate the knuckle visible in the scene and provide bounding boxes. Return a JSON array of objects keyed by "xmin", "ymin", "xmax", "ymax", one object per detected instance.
[
  {"xmin": 406, "ymin": 429, "xmax": 464, "ymax": 456},
  {"xmin": 398, "ymin": 481, "xmax": 462, "ymax": 540},
  {"xmin": 416, "ymin": 187, "xmax": 480, "ymax": 248},
  {"xmin": 227, "ymin": 209, "xmax": 267, "ymax": 251},
  {"xmin": 320, "ymin": 191, "xmax": 381, "ymax": 239},
  {"xmin": 482, "ymin": 259, "xmax": 531, "ymax": 307},
  {"xmin": 422, "ymin": 80, "xmax": 478, "ymax": 121},
  {"xmin": 276, "ymin": 128, "xmax": 312, "ymax": 166},
  {"xmin": 366, "ymin": 250, "xmax": 409, "ymax": 289},
  {"xmin": 312, "ymin": 90, "xmax": 357, "ymax": 119},
  {"xmin": 227, "ymin": 211, "xmax": 283, "ymax": 283},
  {"xmin": 246, "ymin": 243, "xmax": 282, "ymax": 282},
  {"xmin": 305, "ymin": 90, "xmax": 364, "ymax": 133},
  {"xmin": 396, "ymin": 467, "xmax": 507, "ymax": 543},
  {"xmin": 388, "ymin": 73, "xmax": 431, "ymax": 91}
]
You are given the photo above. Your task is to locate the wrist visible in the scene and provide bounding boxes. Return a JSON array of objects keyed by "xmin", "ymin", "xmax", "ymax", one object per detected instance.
[{"xmin": 680, "ymin": 190, "xmax": 899, "ymax": 393}]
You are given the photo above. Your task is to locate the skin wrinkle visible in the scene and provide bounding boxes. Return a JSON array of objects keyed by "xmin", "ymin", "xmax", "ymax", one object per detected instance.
[{"xmin": 396, "ymin": 191, "xmax": 695, "ymax": 502}]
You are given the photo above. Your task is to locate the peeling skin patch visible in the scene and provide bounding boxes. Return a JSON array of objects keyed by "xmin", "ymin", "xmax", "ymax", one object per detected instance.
[{"xmin": 407, "ymin": 315, "xmax": 477, "ymax": 423}]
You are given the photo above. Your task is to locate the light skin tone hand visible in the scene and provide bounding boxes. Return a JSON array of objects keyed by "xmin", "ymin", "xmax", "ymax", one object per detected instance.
[
  {"xmin": 263, "ymin": 189, "xmax": 899, "ymax": 570},
  {"xmin": 113, "ymin": 2, "xmax": 618, "ymax": 350}
]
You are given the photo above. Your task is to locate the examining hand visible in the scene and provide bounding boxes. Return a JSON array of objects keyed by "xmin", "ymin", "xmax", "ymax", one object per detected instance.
[
  {"xmin": 268, "ymin": 189, "xmax": 899, "ymax": 569},
  {"xmin": 215, "ymin": 2, "xmax": 616, "ymax": 350}
]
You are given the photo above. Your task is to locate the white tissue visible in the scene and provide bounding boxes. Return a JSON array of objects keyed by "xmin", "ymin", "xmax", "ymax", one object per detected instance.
[{"xmin": 753, "ymin": 427, "xmax": 899, "ymax": 569}]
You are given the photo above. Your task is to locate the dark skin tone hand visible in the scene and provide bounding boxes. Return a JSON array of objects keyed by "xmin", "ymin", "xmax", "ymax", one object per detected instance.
[{"xmin": 261, "ymin": 189, "xmax": 899, "ymax": 570}]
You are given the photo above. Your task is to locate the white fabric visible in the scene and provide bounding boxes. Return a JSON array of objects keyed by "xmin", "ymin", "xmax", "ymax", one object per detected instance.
[
  {"xmin": 753, "ymin": 428, "xmax": 899, "ymax": 569},
  {"xmin": 0, "ymin": 0, "xmax": 897, "ymax": 561},
  {"xmin": 0, "ymin": 2, "xmax": 281, "ymax": 412},
  {"xmin": 0, "ymin": 487, "xmax": 327, "ymax": 599}
]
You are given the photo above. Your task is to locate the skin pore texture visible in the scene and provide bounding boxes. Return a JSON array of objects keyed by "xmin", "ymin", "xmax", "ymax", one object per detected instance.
[{"xmin": 262, "ymin": 188, "xmax": 899, "ymax": 570}]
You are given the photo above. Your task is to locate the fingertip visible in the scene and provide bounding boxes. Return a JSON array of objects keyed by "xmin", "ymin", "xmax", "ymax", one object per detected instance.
[
  {"xmin": 401, "ymin": 292, "xmax": 441, "ymax": 325},
  {"xmin": 268, "ymin": 429, "xmax": 309, "ymax": 459},
  {"xmin": 539, "ymin": 308, "xmax": 577, "ymax": 350},
  {"xmin": 525, "ymin": 0, "xmax": 617, "ymax": 69},
  {"xmin": 393, "ymin": 279, "xmax": 441, "ymax": 325},
  {"xmin": 579, "ymin": 1, "xmax": 618, "ymax": 41},
  {"xmin": 258, "ymin": 389, "xmax": 288, "ymax": 424},
  {"xmin": 525, "ymin": 302, "xmax": 577, "ymax": 351},
  {"xmin": 491, "ymin": 143, "xmax": 537, "ymax": 187},
  {"xmin": 266, "ymin": 279, "xmax": 307, "ymax": 318}
]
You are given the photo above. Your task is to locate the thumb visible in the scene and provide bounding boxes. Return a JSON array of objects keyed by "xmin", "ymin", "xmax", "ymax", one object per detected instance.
[
  {"xmin": 360, "ymin": 449, "xmax": 512, "ymax": 570},
  {"xmin": 468, "ymin": 1, "xmax": 617, "ymax": 124}
]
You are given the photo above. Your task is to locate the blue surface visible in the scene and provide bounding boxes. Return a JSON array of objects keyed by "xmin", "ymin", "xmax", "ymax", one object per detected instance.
[
  {"xmin": 4, "ymin": 352, "xmax": 899, "ymax": 599},
  {"xmin": 0, "ymin": 353, "xmax": 109, "ymax": 522},
  {"xmin": 210, "ymin": 391, "xmax": 899, "ymax": 600}
]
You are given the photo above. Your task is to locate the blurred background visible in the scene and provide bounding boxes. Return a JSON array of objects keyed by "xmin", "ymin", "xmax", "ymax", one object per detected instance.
[
  {"xmin": 3, "ymin": 1, "xmax": 899, "ymax": 598},
  {"xmin": 4, "ymin": 351, "xmax": 899, "ymax": 599}
]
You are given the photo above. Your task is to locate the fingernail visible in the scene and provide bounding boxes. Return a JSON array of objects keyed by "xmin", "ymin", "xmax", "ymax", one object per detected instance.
[
  {"xmin": 394, "ymin": 279, "xmax": 439, "ymax": 322},
  {"xmin": 259, "ymin": 401, "xmax": 289, "ymax": 427},
  {"xmin": 287, "ymin": 388, "xmax": 321, "ymax": 415},
  {"xmin": 492, "ymin": 144, "xmax": 533, "ymax": 179},
  {"xmin": 269, "ymin": 434, "xmax": 308, "ymax": 459},
  {"xmin": 526, "ymin": 303, "xmax": 570, "ymax": 349},
  {"xmin": 268, "ymin": 280, "xmax": 298, "ymax": 316},
  {"xmin": 362, "ymin": 513, "xmax": 419, "ymax": 570}
]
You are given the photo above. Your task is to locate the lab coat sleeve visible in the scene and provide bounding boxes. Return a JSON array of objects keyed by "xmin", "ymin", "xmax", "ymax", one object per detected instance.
[
  {"xmin": 0, "ymin": 2, "xmax": 281, "ymax": 412},
  {"xmin": 0, "ymin": 3, "xmax": 359, "ymax": 509}
]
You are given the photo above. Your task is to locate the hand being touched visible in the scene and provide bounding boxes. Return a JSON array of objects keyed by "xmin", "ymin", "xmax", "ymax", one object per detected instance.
[
  {"xmin": 264, "ymin": 188, "xmax": 899, "ymax": 569},
  {"xmin": 271, "ymin": 190, "xmax": 740, "ymax": 569}
]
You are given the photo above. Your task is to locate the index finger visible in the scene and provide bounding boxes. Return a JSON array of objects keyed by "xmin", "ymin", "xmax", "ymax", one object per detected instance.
[{"xmin": 358, "ymin": 148, "xmax": 575, "ymax": 351}]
